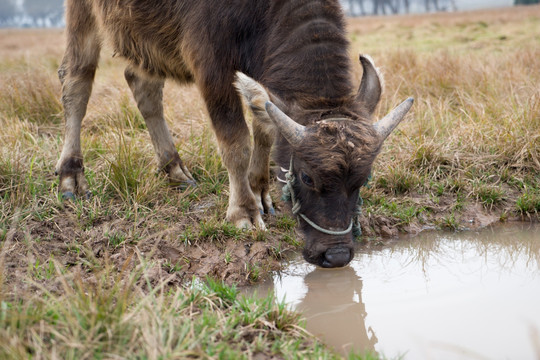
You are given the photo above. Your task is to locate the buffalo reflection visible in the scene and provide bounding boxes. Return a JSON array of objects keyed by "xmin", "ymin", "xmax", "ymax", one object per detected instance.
[{"xmin": 296, "ymin": 266, "xmax": 378, "ymax": 355}]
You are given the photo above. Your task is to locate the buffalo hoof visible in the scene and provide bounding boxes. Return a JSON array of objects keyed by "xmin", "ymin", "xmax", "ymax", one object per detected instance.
[
  {"xmin": 234, "ymin": 216, "xmax": 267, "ymax": 231},
  {"xmin": 228, "ymin": 204, "xmax": 266, "ymax": 231},
  {"xmin": 61, "ymin": 190, "xmax": 92, "ymax": 201},
  {"xmin": 172, "ymin": 179, "xmax": 198, "ymax": 191},
  {"xmin": 260, "ymin": 207, "xmax": 276, "ymax": 216},
  {"xmin": 61, "ymin": 191, "xmax": 76, "ymax": 201}
]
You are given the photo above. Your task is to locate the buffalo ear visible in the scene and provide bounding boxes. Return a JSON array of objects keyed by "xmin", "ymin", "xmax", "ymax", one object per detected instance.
[
  {"xmin": 234, "ymin": 72, "xmax": 306, "ymax": 145},
  {"xmin": 234, "ymin": 72, "xmax": 271, "ymax": 113},
  {"xmin": 356, "ymin": 54, "xmax": 383, "ymax": 116},
  {"xmin": 234, "ymin": 72, "xmax": 288, "ymax": 114}
]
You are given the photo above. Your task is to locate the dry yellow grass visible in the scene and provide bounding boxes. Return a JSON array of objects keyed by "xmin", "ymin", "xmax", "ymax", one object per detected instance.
[{"xmin": 347, "ymin": 6, "xmax": 540, "ymax": 227}]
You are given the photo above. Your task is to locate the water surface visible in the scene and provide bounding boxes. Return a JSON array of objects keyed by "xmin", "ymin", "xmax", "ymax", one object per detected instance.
[{"xmin": 253, "ymin": 223, "xmax": 540, "ymax": 359}]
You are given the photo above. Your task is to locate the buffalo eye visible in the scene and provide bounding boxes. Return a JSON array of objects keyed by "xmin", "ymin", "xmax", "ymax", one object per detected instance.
[{"xmin": 300, "ymin": 171, "xmax": 314, "ymax": 187}]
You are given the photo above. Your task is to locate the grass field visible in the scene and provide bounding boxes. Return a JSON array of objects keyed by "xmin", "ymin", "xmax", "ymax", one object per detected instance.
[{"xmin": 1, "ymin": 5, "xmax": 539, "ymax": 359}]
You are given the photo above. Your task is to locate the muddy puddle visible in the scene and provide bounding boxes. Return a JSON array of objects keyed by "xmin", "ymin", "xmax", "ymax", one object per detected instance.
[{"xmin": 250, "ymin": 223, "xmax": 540, "ymax": 359}]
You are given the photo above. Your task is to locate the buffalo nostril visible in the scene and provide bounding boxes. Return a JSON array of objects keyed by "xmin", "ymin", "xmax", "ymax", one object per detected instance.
[{"xmin": 322, "ymin": 247, "xmax": 352, "ymax": 268}]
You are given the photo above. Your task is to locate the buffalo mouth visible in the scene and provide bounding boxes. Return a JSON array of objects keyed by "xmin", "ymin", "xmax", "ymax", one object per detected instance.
[{"xmin": 303, "ymin": 246, "xmax": 354, "ymax": 268}]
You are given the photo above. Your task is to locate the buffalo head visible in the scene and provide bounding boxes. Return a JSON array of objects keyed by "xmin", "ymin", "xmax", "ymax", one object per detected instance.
[{"xmin": 235, "ymin": 55, "xmax": 413, "ymax": 268}]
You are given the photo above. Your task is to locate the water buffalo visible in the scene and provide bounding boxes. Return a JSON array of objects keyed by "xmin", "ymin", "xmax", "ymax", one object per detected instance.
[{"xmin": 56, "ymin": 0, "xmax": 412, "ymax": 268}]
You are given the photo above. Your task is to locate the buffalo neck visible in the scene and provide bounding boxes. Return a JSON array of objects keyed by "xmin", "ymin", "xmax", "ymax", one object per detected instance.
[{"xmin": 262, "ymin": 0, "xmax": 355, "ymax": 110}]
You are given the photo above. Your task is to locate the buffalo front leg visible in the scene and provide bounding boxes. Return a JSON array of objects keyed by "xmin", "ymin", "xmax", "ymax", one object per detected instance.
[
  {"xmin": 201, "ymin": 80, "xmax": 264, "ymax": 229},
  {"xmin": 234, "ymin": 72, "xmax": 277, "ymax": 215},
  {"xmin": 220, "ymin": 124, "xmax": 265, "ymax": 230},
  {"xmin": 124, "ymin": 67, "xmax": 195, "ymax": 188},
  {"xmin": 248, "ymin": 109, "xmax": 276, "ymax": 215}
]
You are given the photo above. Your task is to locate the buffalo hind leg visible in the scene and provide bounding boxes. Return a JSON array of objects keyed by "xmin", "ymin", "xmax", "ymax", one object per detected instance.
[
  {"xmin": 124, "ymin": 66, "xmax": 195, "ymax": 188},
  {"xmin": 201, "ymin": 76, "xmax": 264, "ymax": 229},
  {"xmin": 56, "ymin": 4, "xmax": 100, "ymax": 200}
]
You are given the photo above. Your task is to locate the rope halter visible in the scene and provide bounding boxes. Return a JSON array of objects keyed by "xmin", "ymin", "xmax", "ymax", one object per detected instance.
[{"xmin": 278, "ymin": 155, "xmax": 364, "ymax": 238}]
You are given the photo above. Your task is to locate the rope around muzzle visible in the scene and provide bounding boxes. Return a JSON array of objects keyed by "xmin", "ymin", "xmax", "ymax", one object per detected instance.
[{"xmin": 278, "ymin": 156, "xmax": 365, "ymax": 238}]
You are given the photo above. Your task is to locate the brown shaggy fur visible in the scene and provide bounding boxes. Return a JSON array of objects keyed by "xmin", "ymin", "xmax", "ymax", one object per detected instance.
[{"xmin": 57, "ymin": 0, "xmax": 388, "ymax": 267}]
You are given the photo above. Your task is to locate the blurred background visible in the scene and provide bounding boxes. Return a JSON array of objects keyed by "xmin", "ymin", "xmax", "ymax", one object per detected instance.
[{"xmin": 0, "ymin": 0, "xmax": 537, "ymax": 28}]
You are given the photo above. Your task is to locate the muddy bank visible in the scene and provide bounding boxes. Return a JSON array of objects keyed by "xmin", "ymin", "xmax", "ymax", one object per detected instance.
[
  {"xmin": 1, "ymin": 190, "xmax": 533, "ymax": 300},
  {"xmin": 1, "ymin": 202, "xmax": 290, "ymax": 298}
]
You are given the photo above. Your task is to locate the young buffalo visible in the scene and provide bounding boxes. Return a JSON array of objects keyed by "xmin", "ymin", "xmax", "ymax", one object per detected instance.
[{"xmin": 57, "ymin": 0, "xmax": 412, "ymax": 268}]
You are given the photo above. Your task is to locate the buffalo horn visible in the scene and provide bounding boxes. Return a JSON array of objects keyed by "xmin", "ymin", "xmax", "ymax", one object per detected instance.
[
  {"xmin": 373, "ymin": 97, "xmax": 414, "ymax": 140},
  {"xmin": 265, "ymin": 101, "xmax": 306, "ymax": 144}
]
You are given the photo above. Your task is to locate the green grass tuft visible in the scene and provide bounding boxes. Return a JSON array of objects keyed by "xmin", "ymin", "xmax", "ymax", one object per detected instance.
[
  {"xmin": 472, "ymin": 183, "xmax": 505, "ymax": 209},
  {"xmin": 516, "ymin": 190, "xmax": 540, "ymax": 215},
  {"xmin": 198, "ymin": 220, "xmax": 243, "ymax": 242}
]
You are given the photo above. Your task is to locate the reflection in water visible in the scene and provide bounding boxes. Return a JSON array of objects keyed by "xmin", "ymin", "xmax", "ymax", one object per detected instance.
[
  {"xmin": 298, "ymin": 267, "xmax": 378, "ymax": 355},
  {"xmin": 252, "ymin": 223, "xmax": 540, "ymax": 359}
]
